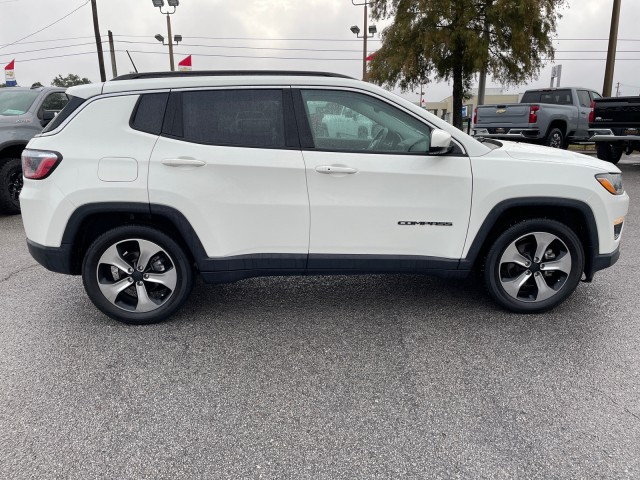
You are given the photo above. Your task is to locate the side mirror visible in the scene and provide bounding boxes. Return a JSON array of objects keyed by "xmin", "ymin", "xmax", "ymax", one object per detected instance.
[
  {"xmin": 41, "ymin": 110, "xmax": 56, "ymax": 127},
  {"xmin": 428, "ymin": 129, "xmax": 453, "ymax": 155}
]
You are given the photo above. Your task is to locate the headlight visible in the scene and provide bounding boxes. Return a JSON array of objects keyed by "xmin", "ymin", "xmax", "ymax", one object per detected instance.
[{"xmin": 595, "ymin": 173, "xmax": 624, "ymax": 195}]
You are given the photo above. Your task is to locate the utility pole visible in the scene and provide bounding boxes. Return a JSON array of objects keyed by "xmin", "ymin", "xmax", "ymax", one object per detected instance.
[
  {"xmin": 362, "ymin": 4, "xmax": 368, "ymax": 81},
  {"xmin": 108, "ymin": 30, "xmax": 117, "ymax": 78},
  {"xmin": 616, "ymin": 82, "xmax": 620, "ymax": 97},
  {"xmin": 166, "ymin": 14, "xmax": 175, "ymax": 71},
  {"xmin": 603, "ymin": 0, "xmax": 622, "ymax": 97},
  {"xmin": 90, "ymin": 0, "xmax": 106, "ymax": 82}
]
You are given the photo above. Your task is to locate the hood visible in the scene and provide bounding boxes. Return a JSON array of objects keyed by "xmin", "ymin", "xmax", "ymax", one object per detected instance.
[{"xmin": 499, "ymin": 141, "xmax": 620, "ymax": 173}]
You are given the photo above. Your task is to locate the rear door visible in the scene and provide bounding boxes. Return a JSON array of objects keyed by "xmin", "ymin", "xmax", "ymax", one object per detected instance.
[
  {"xmin": 576, "ymin": 90, "xmax": 593, "ymax": 139},
  {"xmin": 147, "ymin": 88, "xmax": 309, "ymax": 271}
]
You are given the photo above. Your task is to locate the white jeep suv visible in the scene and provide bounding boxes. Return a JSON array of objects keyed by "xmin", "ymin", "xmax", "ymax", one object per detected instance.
[{"xmin": 20, "ymin": 71, "xmax": 629, "ymax": 324}]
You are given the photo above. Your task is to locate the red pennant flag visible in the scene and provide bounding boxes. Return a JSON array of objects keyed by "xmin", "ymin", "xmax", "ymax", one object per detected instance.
[
  {"xmin": 178, "ymin": 55, "xmax": 192, "ymax": 71},
  {"xmin": 366, "ymin": 52, "xmax": 377, "ymax": 62}
]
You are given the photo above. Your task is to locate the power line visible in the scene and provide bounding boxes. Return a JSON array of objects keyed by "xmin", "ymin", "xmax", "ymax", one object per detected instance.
[
  {"xmin": 0, "ymin": 0, "xmax": 90, "ymax": 51},
  {"xmin": 113, "ymin": 34, "xmax": 382, "ymax": 43}
]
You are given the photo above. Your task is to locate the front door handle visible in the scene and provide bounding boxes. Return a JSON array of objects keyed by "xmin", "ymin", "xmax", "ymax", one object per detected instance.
[
  {"xmin": 315, "ymin": 165, "xmax": 358, "ymax": 175},
  {"xmin": 162, "ymin": 158, "xmax": 206, "ymax": 167}
]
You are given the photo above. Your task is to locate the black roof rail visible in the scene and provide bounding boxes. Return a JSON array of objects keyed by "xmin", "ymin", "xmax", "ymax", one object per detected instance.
[{"xmin": 112, "ymin": 70, "xmax": 354, "ymax": 81}]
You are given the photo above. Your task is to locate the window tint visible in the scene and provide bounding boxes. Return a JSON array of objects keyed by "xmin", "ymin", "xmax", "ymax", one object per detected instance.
[
  {"xmin": 577, "ymin": 90, "xmax": 591, "ymax": 108},
  {"xmin": 131, "ymin": 93, "xmax": 169, "ymax": 135},
  {"xmin": 521, "ymin": 89, "xmax": 573, "ymax": 105},
  {"xmin": 42, "ymin": 92, "xmax": 69, "ymax": 112},
  {"xmin": 41, "ymin": 95, "xmax": 85, "ymax": 133},
  {"xmin": 180, "ymin": 89, "xmax": 285, "ymax": 148},
  {"xmin": 300, "ymin": 90, "xmax": 431, "ymax": 153}
]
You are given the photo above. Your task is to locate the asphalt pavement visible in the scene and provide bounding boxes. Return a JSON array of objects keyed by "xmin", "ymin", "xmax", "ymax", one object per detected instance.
[{"xmin": 1, "ymin": 156, "xmax": 639, "ymax": 479}]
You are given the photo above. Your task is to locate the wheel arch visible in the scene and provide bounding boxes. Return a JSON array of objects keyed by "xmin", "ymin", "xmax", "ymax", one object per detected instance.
[
  {"xmin": 546, "ymin": 119, "xmax": 567, "ymax": 138},
  {"xmin": 0, "ymin": 142, "xmax": 28, "ymax": 163},
  {"xmin": 460, "ymin": 197, "xmax": 599, "ymax": 279},
  {"xmin": 60, "ymin": 202, "xmax": 208, "ymax": 275}
]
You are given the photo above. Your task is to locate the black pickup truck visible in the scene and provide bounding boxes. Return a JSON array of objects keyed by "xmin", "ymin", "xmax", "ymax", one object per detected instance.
[{"xmin": 589, "ymin": 96, "xmax": 640, "ymax": 164}]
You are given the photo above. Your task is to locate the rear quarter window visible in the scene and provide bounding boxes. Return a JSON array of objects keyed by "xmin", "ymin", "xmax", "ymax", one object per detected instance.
[{"xmin": 130, "ymin": 93, "xmax": 170, "ymax": 135}]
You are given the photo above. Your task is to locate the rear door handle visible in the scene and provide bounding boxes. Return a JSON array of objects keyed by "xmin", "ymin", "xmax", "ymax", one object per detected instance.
[
  {"xmin": 162, "ymin": 158, "xmax": 206, "ymax": 167},
  {"xmin": 315, "ymin": 165, "xmax": 358, "ymax": 174}
]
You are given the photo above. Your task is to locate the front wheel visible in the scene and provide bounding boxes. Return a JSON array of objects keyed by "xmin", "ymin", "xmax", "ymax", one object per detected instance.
[
  {"xmin": 484, "ymin": 219, "xmax": 584, "ymax": 313},
  {"xmin": 0, "ymin": 158, "xmax": 23, "ymax": 215},
  {"xmin": 82, "ymin": 225, "xmax": 194, "ymax": 324}
]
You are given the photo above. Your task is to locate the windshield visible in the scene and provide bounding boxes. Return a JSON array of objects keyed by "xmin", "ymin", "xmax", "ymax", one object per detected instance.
[{"xmin": 0, "ymin": 90, "xmax": 39, "ymax": 116}]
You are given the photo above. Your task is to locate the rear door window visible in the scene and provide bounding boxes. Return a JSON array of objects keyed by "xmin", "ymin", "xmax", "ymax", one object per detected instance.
[
  {"xmin": 577, "ymin": 90, "xmax": 591, "ymax": 108},
  {"xmin": 171, "ymin": 89, "xmax": 286, "ymax": 148}
]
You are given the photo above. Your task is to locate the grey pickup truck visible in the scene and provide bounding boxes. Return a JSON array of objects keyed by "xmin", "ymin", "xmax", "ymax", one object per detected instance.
[
  {"xmin": 589, "ymin": 96, "xmax": 640, "ymax": 164},
  {"xmin": 472, "ymin": 87, "xmax": 601, "ymax": 149},
  {"xmin": 0, "ymin": 86, "xmax": 68, "ymax": 214}
]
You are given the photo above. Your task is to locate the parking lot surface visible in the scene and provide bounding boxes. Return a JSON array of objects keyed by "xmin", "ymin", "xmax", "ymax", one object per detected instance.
[{"xmin": 1, "ymin": 157, "xmax": 639, "ymax": 479}]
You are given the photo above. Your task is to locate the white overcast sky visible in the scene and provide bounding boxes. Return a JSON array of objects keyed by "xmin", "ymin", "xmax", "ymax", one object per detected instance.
[{"xmin": 0, "ymin": 0, "xmax": 638, "ymax": 101}]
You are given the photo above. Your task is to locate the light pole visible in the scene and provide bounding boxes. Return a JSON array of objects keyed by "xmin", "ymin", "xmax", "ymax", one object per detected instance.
[
  {"xmin": 152, "ymin": 0, "xmax": 180, "ymax": 71},
  {"xmin": 350, "ymin": 0, "xmax": 376, "ymax": 81}
]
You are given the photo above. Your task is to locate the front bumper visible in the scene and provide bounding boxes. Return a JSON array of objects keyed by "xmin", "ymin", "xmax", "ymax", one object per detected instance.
[{"xmin": 584, "ymin": 245, "xmax": 620, "ymax": 282}]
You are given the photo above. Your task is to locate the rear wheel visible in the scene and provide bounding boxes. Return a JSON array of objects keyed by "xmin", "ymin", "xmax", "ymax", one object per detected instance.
[
  {"xmin": 484, "ymin": 219, "xmax": 584, "ymax": 313},
  {"xmin": 596, "ymin": 142, "xmax": 623, "ymax": 164},
  {"xmin": 0, "ymin": 158, "xmax": 23, "ymax": 215},
  {"xmin": 82, "ymin": 225, "xmax": 194, "ymax": 324},
  {"xmin": 544, "ymin": 128, "xmax": 565, "ymax": 149}
]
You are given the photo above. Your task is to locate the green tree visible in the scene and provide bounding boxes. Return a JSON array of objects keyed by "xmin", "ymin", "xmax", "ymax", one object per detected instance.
[
  {"xmin": 31, "ymin": 82, "xmax": 44, "ymax": 88},
  {"xmin": 51, "ymin": 73, "xmax": 92, "ymax": 88},
  {"xmin": 368, "ymin": 0, "xmax": 566, "ymax": 129}
]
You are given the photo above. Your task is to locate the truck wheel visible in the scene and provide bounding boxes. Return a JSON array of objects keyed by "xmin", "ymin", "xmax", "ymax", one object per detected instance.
[
  {"xmin": 596, "ymin": 142, "xmax": 623, "ymax": 164},
  {"xmin": 484, "ymin": 219, "xmax": 584, "ymax": 313},
  {"xmin": 544, "ymin": 128, "xmax": 565, "ymax": 149},
  {"xmin": 82, "ymin": 225, "xmax": 194, "ymax": 324},
  {"xmin": 0, "ymin": 158, "xmax": 23, "ymax": 215}
]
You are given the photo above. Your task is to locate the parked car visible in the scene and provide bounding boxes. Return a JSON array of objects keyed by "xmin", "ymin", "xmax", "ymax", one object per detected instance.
[
  {"xmin": 472, "ymin": 87, "xmax": 601, "ymax": 149},
  {"xmin": 589, "ymin": 95, "xmax": 640, "ymax": 164},
  {"xmin": 0, "ymin": 86, "xmax": 68, "ymax": 214},
  {"xmin": 20, "ymin": 71, "xmax": 628, "ymax": 324}
]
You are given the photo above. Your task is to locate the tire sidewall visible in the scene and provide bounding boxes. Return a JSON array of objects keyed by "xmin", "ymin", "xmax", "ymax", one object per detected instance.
[
  {"xmin": 0, "ymin": 158, "xmax": 23, "ymax": 215},
  {"xmin": 545, "ymin": 128, "xmax": 564, "ymax": 149},
  {"xmin": 82, "ymin": 225, "xmax": 194, "ymax": 324},
  {"xmin": 484, "ymin": 219, "xmax": 585, "ymax": 313}
]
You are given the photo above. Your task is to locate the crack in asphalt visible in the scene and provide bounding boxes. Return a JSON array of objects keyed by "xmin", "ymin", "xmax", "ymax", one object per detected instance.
[{"xmin": 0, "ymin": 263, "xmax": 40, "ymax": 284}]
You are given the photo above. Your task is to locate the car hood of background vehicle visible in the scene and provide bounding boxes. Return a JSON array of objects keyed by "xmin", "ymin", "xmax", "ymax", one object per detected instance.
[{"xmin": 500, "ymin": 140, "xmax": 620, "ymax": 172}]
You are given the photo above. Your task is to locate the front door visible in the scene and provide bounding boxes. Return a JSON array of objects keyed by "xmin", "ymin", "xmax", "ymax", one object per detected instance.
[{"xmin": 294, "ymin": 89, "xmax": 472, "ymax": 271}]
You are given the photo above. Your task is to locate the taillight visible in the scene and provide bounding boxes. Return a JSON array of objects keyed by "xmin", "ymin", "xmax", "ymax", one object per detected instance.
[
  {"xmin": 529, "ymin": 105, "xmax": 540, "ymax": 124},
  {"xmin": 473, "ymin": 107, "xmax": 478, "ymax": 125},
  {"xmin": 589, "ymin": 100, "xmax": 595, "ymax": 124},
  {"xmin": 21, "ymin": 149, "xmax": 62, "ymax": 180}
]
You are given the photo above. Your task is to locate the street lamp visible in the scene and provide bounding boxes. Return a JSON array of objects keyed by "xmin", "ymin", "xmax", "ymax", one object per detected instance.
[
  {"xmin": 151, "ymin": 0, "xmax": 180, "ymax": 71},
  {"xmin": 155, "ymin": 34, "xmax": 182, "ymax": 45},
  {"xmin": 350, "ymin": 0, "xmax": 376, "ymax": 81}
]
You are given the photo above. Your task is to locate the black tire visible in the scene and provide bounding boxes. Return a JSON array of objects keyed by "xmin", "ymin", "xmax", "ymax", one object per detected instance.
[
  {"xmin": 484, "ymin": 219, "xmax": 584, "ymax": 313},
  {"xmin": 0, "ymin": 158, "xmax": 23, "ymax": 215},
  {"xmin": 544, "ymin": 128, "xmax": 565, "ymax": 149},
  {"xmin": 596, "ymin": 142, "xmax": 623, "ymax": 164},
  {"xmin": 82, "ymin": 225, "xmax": 194, "ymax": 325}
]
